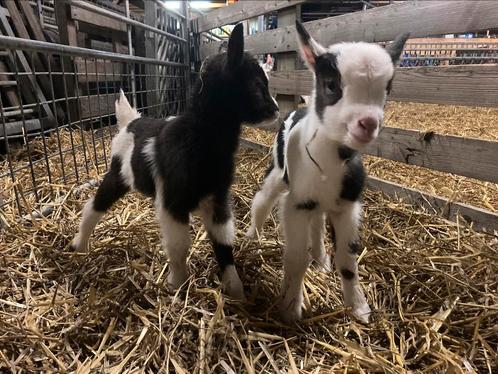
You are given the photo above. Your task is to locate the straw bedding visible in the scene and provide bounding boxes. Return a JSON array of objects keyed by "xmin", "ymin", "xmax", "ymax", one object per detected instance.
[{"xmin": 1, "ymin": 103, "xmax": 497, "ymax": 373}]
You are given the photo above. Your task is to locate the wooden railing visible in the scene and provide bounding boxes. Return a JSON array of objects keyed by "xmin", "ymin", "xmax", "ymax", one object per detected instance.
[{"xmin": 192, "ymin": 0, "xmax": 498, "ymax": 233}]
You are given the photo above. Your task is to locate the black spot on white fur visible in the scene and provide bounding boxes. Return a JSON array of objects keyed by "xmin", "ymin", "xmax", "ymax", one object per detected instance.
[
  {"xmin": 340, "ymin": 155, "xmax": 365, "ymax": 202},
  {"xmin": 341, "ymin": 268, "xmax": 355, "ymax": 280},
  {"xmin": 338, "ymin": 145, "xmax": 356, "ymax": 161},
  {"xmin": 349, "ymin": 241, "xmax": 360, "ymax": 254},
  {"xmin": 296, "ymin": 200, "xmax": 318, "ymax": 210},
  {"xmin": 276, "ymin": 108, "xmax": 307, "ymax": 184},
  {"xmin": 314, "ymin": 53, "xmax": 343, "ymax": 119}
]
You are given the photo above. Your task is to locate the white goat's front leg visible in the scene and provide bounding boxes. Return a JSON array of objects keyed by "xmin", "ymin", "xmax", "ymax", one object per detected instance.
[
  {"xmin": 279, "ymin": 195, "xmax": 312, "ymax": 323},
  {"xmin": 309, "ymin": 212, "xmax": 331, "ymax": 272},
  {"xmin": 247, "ymin": 167, "xmax": 285, "ymax": 239},
  {"xmin": 156, "ymin": 200, "xmax": 191, "ymax": 290},
  {"xmin": 330, "ymin": 202, "xmax": 371, "ymax": 323},
  {"xmin": 200, "ymin": 196, "xmax": 245, "ymax": 301}
]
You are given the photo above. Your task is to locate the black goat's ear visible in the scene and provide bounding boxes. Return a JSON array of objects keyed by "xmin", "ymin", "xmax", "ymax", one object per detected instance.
[
  {"xmin": 295, "ymin": 20, "xmax": 326, "ymax": 71},
  {"xmin": 386, "ymin": 32, "xmax": 410, "ymax": 65},
  {"xmin": 227, "ymin": 23, "xmax": 244, "ymax": 69}
]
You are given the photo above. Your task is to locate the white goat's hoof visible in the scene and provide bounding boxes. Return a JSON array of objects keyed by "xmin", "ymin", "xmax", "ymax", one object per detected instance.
[
  {"xmin": 352, "ymin": 302, "xmax": 372, "ymax": 324},
  {"xmin": 222, "ymin": 265, "xmax": 246, "ymax": 301},
  {"xmin": 279, "ymin": 292, "xmax": 303, "ymax": 324},
  {"xmin": 245, "ymin": 226, "xmax": 257, "ymax": 239},
  {"xmin": 313, "ymin": 254, "xmax": 331, "ymax": 273},
  {"xmin": 167, "ymin": 268, "xmax": 188, "ymax": 290},
  {"xmin": 70, "ymin": 235, "xmax": 87, "ymax": 251}
]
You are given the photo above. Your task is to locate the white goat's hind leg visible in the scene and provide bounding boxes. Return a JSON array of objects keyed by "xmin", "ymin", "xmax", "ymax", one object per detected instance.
[
  {"xmin": 71, "ymin": 198, "xmax": 104, "ymax": 251},
  {"xmin": 330, "ymin": 202, "xmax": 371, "ymax": 323},
  {"xmin": 247, "ymin": 167, "xmax": 285, "ymax": 238},
  {"xmin": 310, "ymin": 212, "xmax": 331, "ymax": 272},
  {"xmin": 279, "ymin": 195, "xmax": 312, "ymax": 323}
]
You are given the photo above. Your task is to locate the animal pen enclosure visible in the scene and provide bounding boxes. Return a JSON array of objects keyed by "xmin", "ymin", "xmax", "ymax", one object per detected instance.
[{"xmin": 0, "ymin": 0, "xmax": 497, "ymax": 373}]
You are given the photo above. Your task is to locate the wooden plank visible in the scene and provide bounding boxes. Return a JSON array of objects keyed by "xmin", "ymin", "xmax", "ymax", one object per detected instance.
[
  {"xmin": 79, "ymin": 94, "xmax": 115, "ymax": 119},
  {"xmin": 0, "ymin": 6, "xmax": 54, "ymax": 121},
  {"xmin": 0, "ymin": 60, "xmax": 19, "ymax": 107},
  {"xmin": 194, "ymin": 0, "xmax": 306, "ymax": 33},
  {"xmin": 238, "ymin": 137, "xmax": 498, "ymax": 233},
  {"xmin": 74, "ymin": 58, "xmax": 123, "ymax": 82},
  {"xmin": 17, "ymin": 0, "xmax": 46, "ymax": 41},
  {"xmin": 201, "ymin": 1, "xmax": 498, "ymax": 58},
  {"xmin": 364, "ymin": 128, "xmax": 498, "ymax": 184},
  {"xmin": 275, "ymin": 6, "xmax": 298, "ymax": 115},
  {"xmin": 366, "ymin": 176, "xmax": 498, "ymax": 233},
  {"xmin": 268, "ymin": 65, "xmax": 498, "ymax": 108},
  {"xmin": 0, "ymin": 118, "xmax": 42, "ymax": 137},
  {"xmin": 55, "ymin": 2, "xmax": 80, "ymax": 122},
  {"xmin": 70, "ymin": 6, "xmax": 127, "ymax": 32}
]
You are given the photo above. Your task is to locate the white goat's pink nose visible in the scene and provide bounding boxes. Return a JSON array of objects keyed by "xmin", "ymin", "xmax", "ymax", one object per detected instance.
[{"xmin": 358, "ymin": 117, "xmax": 378, "ymax": 135}]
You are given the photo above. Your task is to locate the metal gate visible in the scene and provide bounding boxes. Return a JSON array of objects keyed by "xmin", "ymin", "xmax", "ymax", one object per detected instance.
[{"xmin": 0, "ymin": 0, "xmax": 190, "ymax": 217}]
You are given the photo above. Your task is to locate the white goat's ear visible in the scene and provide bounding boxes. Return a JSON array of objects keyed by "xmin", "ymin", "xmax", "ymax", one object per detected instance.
[
  {"xmin": 227, "ymin": 23, "xmax": 244, "ymax": 69},
  {"xmin": 295, "ymin": 20, "xmax": 326, "ymax": 71},
  {"xmin": 385, "ymin": 33, "xmax": 410, "ymax": 65}
]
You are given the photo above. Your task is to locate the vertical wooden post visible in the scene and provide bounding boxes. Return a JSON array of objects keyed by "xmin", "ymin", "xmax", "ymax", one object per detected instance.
[
  {"xmin": 144, "ymin": 0, "xmax": 158, "ymax": 117},
  {"xmin": 54, "ymin": 1, "xmax": 80, "ymax": 123},
  {"xmin": 275, "ymin": 5, "xmax": 299, "ymax": 117},
  {"xmin": 181, "ymin": 1, "xmax": 191, "ymax": 106}
]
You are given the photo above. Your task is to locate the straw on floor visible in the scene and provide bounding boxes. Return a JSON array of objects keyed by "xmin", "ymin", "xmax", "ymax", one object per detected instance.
[{"xmin": 1, "ymin": 102, "xmax": 497, "ymax": 373}]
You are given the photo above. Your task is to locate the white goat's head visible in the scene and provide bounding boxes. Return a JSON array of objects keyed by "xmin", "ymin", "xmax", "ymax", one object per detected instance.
[{"xmin": 295, "ymin": 21, "xmax": 409, "ymax": 150}]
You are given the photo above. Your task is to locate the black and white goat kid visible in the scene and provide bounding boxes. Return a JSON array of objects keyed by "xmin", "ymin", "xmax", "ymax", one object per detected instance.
[
  {"xmin": 71, "ymin": 24, "xmax": 279, "ymax": 300},
  {"xmin": 247, "ymin": 21, "xmax": 409, "ymax": 323}
]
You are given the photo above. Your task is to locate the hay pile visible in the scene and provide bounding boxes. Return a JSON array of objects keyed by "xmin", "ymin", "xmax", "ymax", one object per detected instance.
[{"xmin": 1, "ymin": 139, "xmax": 497, "ymax": 372}]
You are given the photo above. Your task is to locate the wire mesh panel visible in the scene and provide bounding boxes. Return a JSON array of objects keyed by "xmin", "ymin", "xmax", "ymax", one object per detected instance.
[{"xmin": 0, "ymin": 6, "xmax": 189, "ymax": 218}]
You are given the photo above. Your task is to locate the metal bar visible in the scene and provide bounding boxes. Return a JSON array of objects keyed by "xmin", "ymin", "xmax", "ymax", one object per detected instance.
[
  {"xmin": 0, "ymin": 36, "xmax": 188, "ymax": 68},
  {"xmin": 67, "ymin": 0, "xmax": 187, "ymax": 43},
  {"xmin": 12, "ymin": 48, "xmax": 40, "ymax": 204},
  {"xmin": 0, "ymin": 95, "xmax": 22, "ymax": 213},
  {"xmin": 125, "ymin": 0, "xmax": 136, "ymax": 107},
  {"xmin": 59, "ymin": 54, "xmax": 80, "ymax": 182},
  {"xmin": 47, "ymin": 53, "xmax": 67, "ymax": 184},
  {"xmin": 84, "ymin": 57, "xmax": 100, "ymax": 175},
  {"xmin": 30, "ymin": 51, "xmax": 53, "ymax": 188}
]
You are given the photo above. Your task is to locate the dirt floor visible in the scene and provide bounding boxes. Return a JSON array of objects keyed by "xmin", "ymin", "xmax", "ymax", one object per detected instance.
[{"xmin": 1, "ymin": 123, "xmax": 497, "ymax": 372}]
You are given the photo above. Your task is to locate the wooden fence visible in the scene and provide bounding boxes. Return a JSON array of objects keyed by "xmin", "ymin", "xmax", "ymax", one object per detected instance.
[{"xmin": 192, "ymin": 0, "xmax": 498, "ymax": 233}]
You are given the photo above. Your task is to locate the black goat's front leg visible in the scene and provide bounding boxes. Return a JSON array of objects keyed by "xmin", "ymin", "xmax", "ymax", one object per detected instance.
[{"xmin": 200, "ymin": 195, "xmax": 245, "ymax": 300}]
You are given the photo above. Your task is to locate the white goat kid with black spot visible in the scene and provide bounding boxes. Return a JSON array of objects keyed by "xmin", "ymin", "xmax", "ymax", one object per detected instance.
[{"xmin": 248, "ymin": 21, "xmax": 409, "ymax": 323}]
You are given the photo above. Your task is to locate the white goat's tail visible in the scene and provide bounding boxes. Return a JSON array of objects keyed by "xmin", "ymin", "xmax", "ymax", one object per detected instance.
[{"xmin": 115, "ymin": 89, "xmax": 140, "ymax": 129}]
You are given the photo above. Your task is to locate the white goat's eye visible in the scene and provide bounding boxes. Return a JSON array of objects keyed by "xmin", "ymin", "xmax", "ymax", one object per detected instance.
[{"xmin": 325, "ymin": 80, "xmax": 337, "ymax": 95}]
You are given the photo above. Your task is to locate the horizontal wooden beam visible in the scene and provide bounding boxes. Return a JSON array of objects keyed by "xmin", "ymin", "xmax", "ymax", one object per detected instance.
[
  {"xmin": 193, "ymin": 0, "xmax": 306, "ymax": 33},
  {"xmin": 366, "ymin": 176, "xmax": 498, "ymax": 233},
  {"xmin": 79, "ymin": 93, "xmax": 114, "ymax": 119},
  {"xmin": 71, "ymin": 6, "xmax": 126, "ymax": 32},
  {"xmin": 200, "ymin": 1, "xmax": 498, "ymax": 58},
  {"xmin": 269, "ymin": 65, "xmax": 498, "ymax": 108},
  {"xmin": 239, "ymin": 138, "xmax": 498, "ymax": 233},
  {"xmin": 75, "ymin": 59, "xmax": 124, "ymax": 82},
  {"xmin": 364, "ymin": 128, "xmax": 498, "ymax": 184}
]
